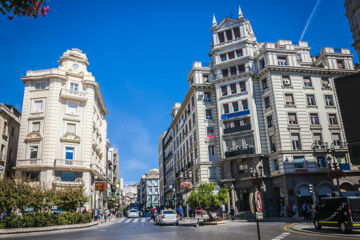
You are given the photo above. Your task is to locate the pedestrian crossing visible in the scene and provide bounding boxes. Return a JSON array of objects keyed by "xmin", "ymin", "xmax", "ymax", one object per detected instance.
[
  {"xmin": 271, "ymin": 232, "xmax": 290, "ymax": 240},
  {"xmin": 117, "ymin": 217, "xmax": 148, "ymax": 224}
]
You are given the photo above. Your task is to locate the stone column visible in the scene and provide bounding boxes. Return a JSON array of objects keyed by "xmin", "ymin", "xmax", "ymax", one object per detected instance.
[{"xmin": 230, "ymin": 184, "xmax": 236, "ymax": 213}]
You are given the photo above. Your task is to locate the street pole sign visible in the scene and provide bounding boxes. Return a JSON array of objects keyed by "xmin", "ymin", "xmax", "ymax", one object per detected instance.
[
  {"xmin": 255, "ymin": 191, "xmax": 263, "ymax": 212},
  {"xmin": 249, "ymin": 192, "xmax": 256, "ymax": 214}
]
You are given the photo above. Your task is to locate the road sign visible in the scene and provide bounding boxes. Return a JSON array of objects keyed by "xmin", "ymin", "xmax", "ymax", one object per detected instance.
[
  {"xmin": 255, "ymin": 191, "xmax": 263, "ymax": 212},
  {"xmin": 255, "ymin": 211, "xmax": 263, "ymax": 221},
  {"xmin": 195, "ymin": 208, "xmax": 202, "ymax": 215}
]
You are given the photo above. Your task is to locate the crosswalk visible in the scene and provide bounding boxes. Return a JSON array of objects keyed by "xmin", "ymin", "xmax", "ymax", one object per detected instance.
[{"xmin": 117, "ymin": 217, "xmax": 148, "ymax": 224}]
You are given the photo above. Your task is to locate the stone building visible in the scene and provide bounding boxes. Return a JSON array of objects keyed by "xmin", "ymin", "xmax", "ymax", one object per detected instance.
[
  {"xmin": 107, "ymin": 146, "xmax": 121, "ymax": 208},
  {"xmin": 15, "ymin": 49, "xmax": 108, "ymax": 210},
  {"xmin": 0, "ymin": 104, "xmax": 21, "ymax": 178},
  {"xmin": 158, "ymin": 131, "xmax": 166, "ymax": 206},
  {"xmin": 140, "ymin": 169, "xmax": 160, "ymax": 208},
  {"xmin": 345, "ymin": 0, "xmax": 360, "ymax": 58}
]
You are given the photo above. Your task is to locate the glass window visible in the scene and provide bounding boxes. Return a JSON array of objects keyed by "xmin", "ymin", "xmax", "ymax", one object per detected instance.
[
  {"xmin": 291, "ymin": 133, "xmax": 301, "ymax": 150},
  {"xmin": 277, "ymin": 56, "xmax": 288, "ymax": 65},
  {"xmin": 230, "ymin": 83, "xmax": 237, "ymax": 94},
  {"xmin": 267, "ymin": 115, "xmax": 273, "ymax": 128},
  {"xmin": 236, "ymin": 49, "xmax": 243, "ymax": 57},
  {"xmin": 203, "ymin": 74, "xmax": 209, "ymax": 83},
  {"xmin": 282, "ymin": 75, "xmax": 291, "ymax": 86},
  {"xmin": 223, "ymin": 103, "xmax": 229, "ymax": 114},
  {"xmin": 264, "ymin": 97, "xmax": 270, "ymax": 109},
  {"xmin": 262, "ymin": 78, "xmax": 268, "ymax": 90},
  {"xmin": 307, "ymin": 95, "xmax": 316, "ymax": 106},
  {"xmin": 218, "ymin": 32, "xmax": 225, "ymax": 43},
  {"xmin": 273, "ymin": 159, "xmax": 279, "ymax": 171},
  {"xmin": 225, "ymin": 30, "xmax": 232, "ymax": 41},
  {"xmin": 233, "ymin": 27, "xmax": 240, "ymax": 38},
  {"xmin": 34, "ymin": 81, "xmax": 47, "ymax": 90},
  {"xmin": 61, "ymin": 172, "xmax": 75, "ymax": 182},
  {"xmin": 285, "ymin": 94, "xmax": 294, "ymax": 105},
  {"xmin": 269, "ymin": 135, "xmax": 276, "ymax": 152},
  {"xmin": 29, "ymin": 145, "xmax": 38, "ymax": 159},
  {"xmin": 238, "ymin": 64, "xmax": 245, "ymax": 73},
  {"xmin": 33, "ymin": 100, "xmax": 43, "ymax": 113},
  {"xmin": 65, "ymin": 147, "xmax": 75, "ymax": 160},
  {"xmin": 228, "ymin": 51, "xmax": 235, "ymax": 60},
  {"xmin": 220, "ymin": 54, "xmax": 227, "ymax": 62},
  {"xmin": 329, "ymin": 114, "xmax": 338, "ymax": 125},
  {"xmin": 321, "ymin": 78, "xmax": 330, "ymax": 88},
  {"xmin": 23, "ymin": 171, "xmax": 40, "ymax": 181},
  {"xmin": 66, "ymin": 123, "xmax": 76, "ymax": 134},
  {"xmin": 232, "ymin": 102, "xmax": 239, "ymax": 112},
  {"xmin": 32, "ymin": 121, "xmax": 40, "ymax": 132},
  {"xmin": 332, "ymin": 133, "xmax": 341, "ymax": 147},
  {"xmin": 70, "ymin": 83, "xmax": 79, "ymax": 92},
  {"xmin": 303, "ymin": 77, "xmax": 312, "ymax": 87},
  {"xmin": 242, "ymin": 100, "xmax": 248, "ymax": 110},
  {"xmin": 325, "ymin": 95, "xmax": 334, "ymax": 106},
  {"xmin": 204, "ymin": 92, "xmax": 211, "ymax": 102},
  {"xmin": 67, "ymin": 102, "xmax": 77, "ymax": 115},
  {"xmin": 288, "ymin": 113, "xmax": 297, "ymax": 124},
  {"xmin": 293, "ymin": 156, "xmax": 305, "ymax": 169},
  {"xmin": 206, "ymin": 109, "xmax": 212, "ymax": 119},
  {"xmin": 208, "ymin": 146, "xmax": 215, "ymax": 155},
  {"xmin": 222, "ymin": 69, "xmax": 229, "ymax": 77},
  {"xmin": 239, "ymin": 81, "xmax": 246, "ymax": 92},
  {"xmin": 209, "ymin": 167, "xmax": 216, "ymax": 179},
  {"xmin": 221, "ymin": 86, "xmax": 228, "ymax": 96},
  {"xmin": 230, "ymin": 66, "xmax": 237, "ymax": 75},
  {"xmin": 317, "ymin": 156, "xmax": 327, "ymax": 168},
  {"xmin": 310, "ymin": 113, "xmax": 319, "ymax": 125}
]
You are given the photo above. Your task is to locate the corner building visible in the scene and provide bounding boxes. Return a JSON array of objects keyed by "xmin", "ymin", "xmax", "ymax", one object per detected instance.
[
  {"xmin": 211, "ymin": 7, "xmax": 357, "ymax": 216},
  {"xmin": 15, "ymin": 49, "xmax": 108, "ymax": 209}
]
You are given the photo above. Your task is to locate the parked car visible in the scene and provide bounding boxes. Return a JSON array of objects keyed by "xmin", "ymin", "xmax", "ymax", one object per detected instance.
[
  {"xmin": 128, "ymin": 209, "xmax": 139, "ymax": 218},
  {"xmin": 155, "ymin": 210, "xmax": 179, "ymax": 226},
  {"xmin": 313, "ymin": 196, "xmax": 360, "ymax": 233}
]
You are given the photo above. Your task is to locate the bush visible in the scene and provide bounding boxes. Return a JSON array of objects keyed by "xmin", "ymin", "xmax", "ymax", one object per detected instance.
[{"xmin": 1, "ymin": 212, "xmax": 92, "ymax": 228}]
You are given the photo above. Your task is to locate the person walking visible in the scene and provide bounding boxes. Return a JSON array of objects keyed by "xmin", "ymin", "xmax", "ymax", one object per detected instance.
[
  {"xmin": 221, "ymin": 204, "xmax": 226, "ymax": 219},
  {"xmin": 302, "ymin": 203, "xmax": 307, "ymax": 220},
  {"xmin": 306, "ymin": 204, "xmax": 311, "ymax": 221},
  {"xmin": 280, "ymin": 203, "xmax": 285, "ymax": 217},
  {"xmin": 148, "ymin": 207, "xmax": 156, "ymax": 222},
  {"xmin": 230, "ymin": 207, "xmax": 235, "ymax": 220},
  {"xmin": 188, "ymin": 205, "xmax": 192, "ymax": 218},
  {"xmin": 178, "ymin": 206, "xmax": 184, "ymax": 220},
  {"xmin": 292, "ymin": 204, "xmax": 298, "ymax": 219}
]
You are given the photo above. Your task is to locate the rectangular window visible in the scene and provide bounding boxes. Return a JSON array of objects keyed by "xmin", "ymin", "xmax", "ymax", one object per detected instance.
[
  {"xmin": 291, "ymin": 133, "xmax": 301, "ymax": 150},
  {"xmin": 273, "ymin": 159, "xmax": 279, "ymax": 171},
  {"xmin": 232, "ymin": 102, "xmax": 239, "ymax": 112},
  {"xmin": 262, "ymin": 78, "xmax": 268, "ymax": 90},
  {"xmin": 230, "ymin": 66, "xmax": 237, "ymax": 75},
  {"xmin": 236, "ymin": 49, "xmax": 243, "ymax": 57},
  {"xmin": 264, "ymin": 97, "xmax": 270, "ymax": 109},
  {"xmin": 317, "ymin": 156, "xmax": 327, "ymax": 168},
  {"xmin": 206, "ymin": 109, "xmax": 212, "ymax": 119},
  {"xmin": 209, "ymin": 167, "xmax": 216, "ymax": 179},
  {"xmin": 242, "ymin": 100, "xmax": 248, "ymax": 110},
  {"xmin": 294, "ymin": 156, "xmax": 305, "ymax": 169},
  {"xmin": 321, "ymin": 78, "xmax": 330, "ymax": 88},
  {"xmin": 325, "ymin": 95, "xmax": 334, "ymax": 106},
  {"xmin": 277, "ymin": 56, "xmax": 288, "ymax": 65},
  {"xmin": 329, "ymin": 114, "xmax": 338, "ymax": 125},
  {"xmin": 29, "ymin": 145, "xmax": 38, "ymax": 159},
  {"xmin": 32, "ymin": 121, "xmax": 40, "ymax": 132},
  {"xmin": 233, "ymin": 27, "xmax": 240, "ymax": 38},
  {"xmin": 310, "ymin": 113, "xmax": 320, "ymax": 125},
  {"xmin": 204, "ymin": 92, "xmax": 211, "ymax": 102},
  {"xmin": 66, "ymin": 123, "xmax": 76, "ymax": 134},
  {"xmin": 282, "ymin": 75, "xmax": 291, "ymax": 87},
  {"xmin": 61, "ymin": 172, "xmax": 75, "ymax": 182},
  {"xmin": 34, "ymin": 81, "xmax": 47, "ymax": 90},
  {"xmin": 238, "ymin": 164, "xmax": 248, "ymax": 173},
  {"xmin": 332, "ymin": 133, "xmax": 341, "ymax": 147},
  {"xmin": 221, "ymin": 85, "xmax": 228, "ymax": 96},
  {"xmin": 267, "ymin": 115, "xmax": 273, "ymax": 128},
  {"xmin": 23, "ymin": 171, "xmax": 40, "ymax": 181},
  {"xmin": 65, "ymin": 147, "xmax": 75, "ymax": 160},
  {"xmin": 207, "ymin": 127, "xmax": 215, "ymax": 139},
  {"xmin": 223, "ymin": 103, "xmax": 229, "ymax": 114},
  {"xmin": 218, "ymin": 32, "xmax": 225, "ymax": 43},
  {"xmin": 70, "ymin": 83, "xmax": 79, "ymax": 92},
  {"xmin": 337, "ymin": 60, "xmax": 344, "ymax": 69},
  {"xmin": 67, "ymin": 102, "xmax": 77, "ymax": 115},
  {"xmin": 269, "ymin": 135, "xmax": 276, "ymax": 153},
  {"xmin": 222, "ymin": 69, "xmax": 229, "ymax": 77},
  {"xmin": 239, "ymin": 81, "xmax": 246, "ymax": 92},
  {"xmin": 238, "ymin": 64, "xmax": 245, "ymax": 73},
  {"xmin": 220, "ymin": 54, "xmax": 227, "ymax": 62},
  {"xmin": 203, "ymin": 74, "xmax": 209, "ymax": 83},
  {"xmin": 307, "ymin": 95, "xmax": 316, "ymax": 106},
  {"xmin": 225, "ymin": 29, "xmax": 232, "ymax": 41},
  {"xmin": 303, "ymin": 77, "xmax": 312, "ymax": 87},
  {"xmin": 288, "ymin": 113, "xmax": 298, "ymax": 124},
  {"xmin": 230, "ymin": 83, "xmax": 237, "ymax": 94},
  {"xmin": 228, "ymin": 51, "xmax": 235, "ymax": 60},
  {"xmin": 313, "ymin": 133, "xmax": 323, "ymax": 146},
  {"xmin": 33, "ymin": 100, "xmax": 43, "ymax": 113},
  {"xmin": 285, "ymin": 94, "xmax": 294, "ymax": 105},
  {"xmin": 208, "ymin": 146, "xmax": 215, "ymax": 155}
]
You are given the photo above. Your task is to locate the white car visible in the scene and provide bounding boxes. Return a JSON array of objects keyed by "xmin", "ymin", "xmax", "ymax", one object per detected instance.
[
  {"xmin": 128, "ymin": 209, "xmax": 139, "ymax": 218},
  {"xmin": 156, "ymin": 210, "xmax": 179, "ymax": 226}
]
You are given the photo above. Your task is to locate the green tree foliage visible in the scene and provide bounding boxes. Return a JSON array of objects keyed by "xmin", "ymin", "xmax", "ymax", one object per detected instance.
[
  {"xmin": 0, "ymin": 0, "xmax": 50, "ymax": 20},
  {"xmin": 186, "ymin": 182, "xmax": 229, "ymax": 221},
  {"xmin": 54, "ymin": 187, "xmax": 88, "ymax": 212}
]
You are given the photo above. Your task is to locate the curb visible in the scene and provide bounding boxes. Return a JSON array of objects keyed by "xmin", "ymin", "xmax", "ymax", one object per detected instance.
[
  {"xmin": 284, "ymin": 223, "xmax": 360, "ymax": 239},
  {"xmin": 0, "ymin": 221, "xmax": 99, "ymax": 235},
  {"xmin": 203, "ymin": 220, "xmax": 229, "ymax": 225}
]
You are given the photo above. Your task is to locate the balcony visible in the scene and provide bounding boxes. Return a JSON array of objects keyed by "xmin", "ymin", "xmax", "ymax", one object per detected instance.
[
  {"xmin": 312, "ymin": 142, "xmax": 328, "ymax": 151},
  {"xmin": 225, "ymin": 147, "xmax": 255, "ymax": 158},
  {"xmin": 331, "ymin": 142, "xmax": 347, "ymax": 150},
  {"xmin": 221, "ymin": 109, "xmax": 250, "ymax": 120},
  {"xmin": 223, "ymin": 124, "xmax": 251, "ymax": 134},
  {"xmin": 60, "ymin": 88, "xmax": 87, "ymax": 102},
  {"xmin": 16, "ymin": 158, "xmax": 44, "ymax": 168},
  {"xmin": 54, "ymin": 159, "xmax": 86, "ymax": 169}
]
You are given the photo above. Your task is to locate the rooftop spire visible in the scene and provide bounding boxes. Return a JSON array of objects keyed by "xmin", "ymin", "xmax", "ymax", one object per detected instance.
[
  {"xmin": 238, "ymin": 5, "xmax": 243, "ymax": 19},
  {"xmin": 212, "ymin": 14, "xmax": 217, "ymax": 27}
]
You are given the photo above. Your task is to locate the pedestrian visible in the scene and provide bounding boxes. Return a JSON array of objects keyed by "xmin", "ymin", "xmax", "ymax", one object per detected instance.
[
  {"xmin": 302, "ymin": 203, "xmax": 306, "ymax": 220},
  {"xmin": 306, "ymin": 204, "xmax": 311, "ymax": 221},
  {"xmin": 148, "ymin": 208, "xmax": 155, "ymax": 222},
  {"xmin": 292, "ymin": 204, "xmax": 298, "ymax": 219},
  {"xmin": 178, "ymin": 206, "xmax": 184, "ymax": 220},
  {"xmin": 221, "ymin": 204, "xmax": 226, "ymax": 219},
  {"xmin": 280, "ymin": 203, "xmax": 285, "ymax": 217},
  {"xmin": 188, "ymin": 205, "xmax": 192, "ymax": 218},
  {"xmin": 94, "ymin": 209, "xmax": 98, "ymax": 220},
  {"xmin": 230, "ymin": 207, "xmax": 235, "ymax": 220}
]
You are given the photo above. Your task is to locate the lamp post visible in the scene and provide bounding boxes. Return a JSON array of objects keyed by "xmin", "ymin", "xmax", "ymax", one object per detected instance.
[{"xmin": 326, "ymin": 156, "xmax": 344, "ymax": 195}]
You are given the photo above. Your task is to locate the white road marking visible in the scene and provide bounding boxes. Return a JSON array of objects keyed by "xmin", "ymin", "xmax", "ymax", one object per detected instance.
[
  {"xmin": 133, "ymin": 218, "xmax": 139, "ymax": 223},
  {"xmin": 271, "ymin": 232, "xmax": 290, "ymax": 240},
  {"xmin": 141, "ymin": 218, "xmax": 146, "ymax": 223},
  {"xmin": 118, "ymin": 218, "xmax": 126, "ymax": 223},
  {"xmin": 125, "ymin": 218, "xmax": 132, "ymax": 223}
]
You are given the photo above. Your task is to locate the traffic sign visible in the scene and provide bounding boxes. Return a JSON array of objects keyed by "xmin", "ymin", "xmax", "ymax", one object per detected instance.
[
  {"xmin": 256, "ymin": 211, "xmax": 263, "ymax": 221},
  {"xmin": 195, "ymin": 208, "xmax": 202, "ymax": 215},
  {"xmin": 255, "ymin": 191, "xmax": 263, "ymax": 212}
]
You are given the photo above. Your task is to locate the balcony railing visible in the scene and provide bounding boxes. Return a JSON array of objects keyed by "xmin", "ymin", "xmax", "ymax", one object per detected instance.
[
  {"xmin": 221, "ymin": 109, "xmax": 250, "ymax": 120},
  {"xmin": 223, "ymin": 124, "xmax": 251, "ymax": 134},
  {"xmin": 17, "ymin": 158, "xmax": 43, "ymax": 167},
  {"xmin": 60, "ymin": 88, "xmax": 87, "ymax": 102},
  {"xmin": 331, "ymin": 142, "xmax": 347, "ymax": 150},
  {"xmin": 54, "ymin": 159, "xmax": 85, "ymax": 168},
  {"xmin": 225, "ymin": 147, "xmax": 255, "ymax": 158},
  {"xmin": 312, "ymin": 142, "xmax": 328, "ymax": 150}
]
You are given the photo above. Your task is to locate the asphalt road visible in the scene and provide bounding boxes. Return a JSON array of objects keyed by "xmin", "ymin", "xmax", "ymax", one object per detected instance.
[{"xmin": 2, "ymin": 217, "xmax": 359, "ymax": 240}]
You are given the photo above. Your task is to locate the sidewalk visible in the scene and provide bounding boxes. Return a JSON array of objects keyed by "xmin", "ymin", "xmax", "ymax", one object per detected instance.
[{"xmin": 286, "ymin": 222, "xmax": 360, "ymax": 238}]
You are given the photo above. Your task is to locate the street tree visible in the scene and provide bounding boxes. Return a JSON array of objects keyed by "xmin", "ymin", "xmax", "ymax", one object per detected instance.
[
  {"xmin": 54, "ymin": 187, "xmax": 88, "ymax": 212},
  {"xmin": 0, "ymin": 0, "xmax": 50, "ymax": 20},
  {"xmin": 186, "ymin": 182, "xmax": 229, "ymax": 221}
]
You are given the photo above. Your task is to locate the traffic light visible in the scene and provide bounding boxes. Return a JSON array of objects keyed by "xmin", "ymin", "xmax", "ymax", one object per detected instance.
[
  {"xmin": 297, "ymin": 191, "xmax": 301, "ymax": 198},
  {"xmin": 173, "ymin": 193, "xmax": 176, "ymax": 200},
  {"xmin": 308, "ymin": 184, "xmax": 313, "ymax": 193}
]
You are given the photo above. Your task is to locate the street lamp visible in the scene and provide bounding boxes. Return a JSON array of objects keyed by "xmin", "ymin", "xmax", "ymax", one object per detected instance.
[{"xmin": 326, "ymin": 156, "xmax": 344, "ymax": 195}]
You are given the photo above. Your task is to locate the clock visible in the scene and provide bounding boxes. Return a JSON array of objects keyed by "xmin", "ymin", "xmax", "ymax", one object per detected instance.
[{"xmin": 73, "ymin": 63, "xmax": 79, "ymax": 70}]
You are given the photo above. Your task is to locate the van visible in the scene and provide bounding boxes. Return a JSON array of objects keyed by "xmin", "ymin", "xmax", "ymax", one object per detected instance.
[{"xmin": 313, "ymin": 197, "xmax": 360, "ymax": 233}]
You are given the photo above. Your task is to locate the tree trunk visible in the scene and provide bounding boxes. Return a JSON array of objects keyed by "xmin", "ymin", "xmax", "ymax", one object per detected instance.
[{"xmin": 206, "ymin": 210, "xmax": 214, "ymax": 221}]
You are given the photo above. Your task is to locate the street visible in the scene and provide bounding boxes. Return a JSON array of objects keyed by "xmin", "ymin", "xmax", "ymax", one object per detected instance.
[{"xmin": 2, "ymin": 217, "xmax": 357, "ymax": 240}]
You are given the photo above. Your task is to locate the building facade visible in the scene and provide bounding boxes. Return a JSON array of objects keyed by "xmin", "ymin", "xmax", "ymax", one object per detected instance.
[
  {"xmin": 158, "ymin": 131, "xmax": 166, "ymax": 207},
  {"xmin": 159, "ymin": 6, "xmax": 358, "ymax": 216},
  {"xmin": 106, "ymin": 146, "xmax": 121, "ymax": 208},
  {"xmin": 345, "ymin": 0, "xmax": 360, "ymax": 58},
  {"xmin": 15, "ymin": 49, "xmax": 108, "ymax": 210},
  {"xmin": 0, "ymin": 104, "xmax": 21, "ymax": 178},
  {"xmin": 140, "ymin": 169, "xmax": 160, "ymax": 208}
]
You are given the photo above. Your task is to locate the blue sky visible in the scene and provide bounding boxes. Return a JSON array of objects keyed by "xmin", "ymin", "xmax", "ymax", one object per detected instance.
[{"xmin": 0, "ymin": 0, "xmax": 356, "ymax": 185}]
